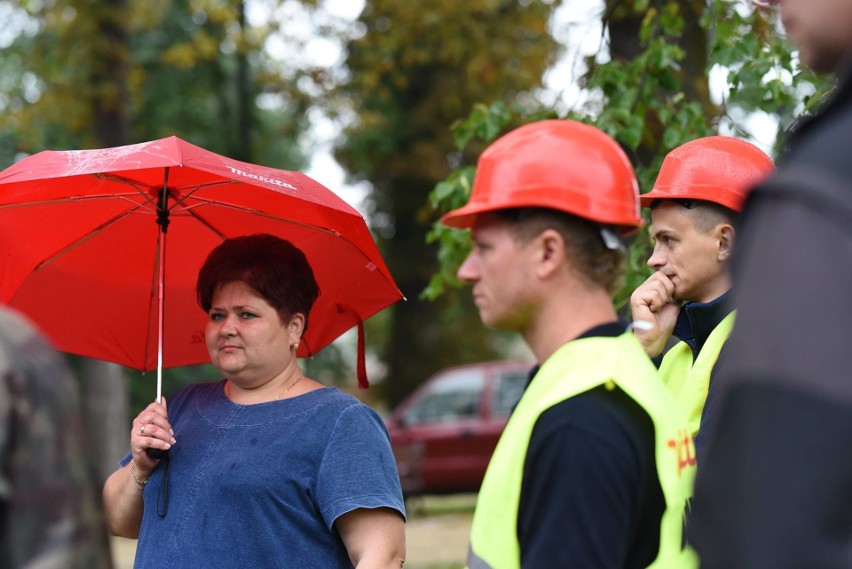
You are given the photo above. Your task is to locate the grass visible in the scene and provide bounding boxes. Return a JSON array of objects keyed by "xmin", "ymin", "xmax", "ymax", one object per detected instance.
[{"xmin": 405, "ymin": 493, "xmax": 477, "ymax": 518}]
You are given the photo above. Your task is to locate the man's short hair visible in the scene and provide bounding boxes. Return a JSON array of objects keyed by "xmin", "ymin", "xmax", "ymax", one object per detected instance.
[
  {"xmin": 649, "ymin": 198, "xmax": 738, "ymax": 233},
  {"xmin": 497, "ymin": 207, "xmax": 627, "ymax": 295}
]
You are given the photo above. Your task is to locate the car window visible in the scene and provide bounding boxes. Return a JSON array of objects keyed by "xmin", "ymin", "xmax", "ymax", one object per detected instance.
[
  {"xmin": 491, "ymin": 371, "xmax": 528, "ymax": 418},
  {"xmin": 404, "ymin": 369, "xmax": 484, "ymax": 425}
]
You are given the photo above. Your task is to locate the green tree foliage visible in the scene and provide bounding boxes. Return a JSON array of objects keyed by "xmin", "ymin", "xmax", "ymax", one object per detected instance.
[
  {"xmin": 0, "ymin": 0, "xmax": 320, "ymax": 420},
  {"xmin": 334, "ymin": 0, "xmax": 563, "ymax": 405},
  {"xmin": 426, "ymin": 0, "xmax": 835, "ymax": 312},
  {"xmin": 0, "ymin": 0, "xmax": 310, "ymax": 165}
]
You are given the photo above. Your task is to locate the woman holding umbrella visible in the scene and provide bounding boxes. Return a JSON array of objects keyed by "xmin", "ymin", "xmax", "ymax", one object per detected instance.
[{"xmin": 102, "ymin": 234, "xmax": 406, "ymax": 568}]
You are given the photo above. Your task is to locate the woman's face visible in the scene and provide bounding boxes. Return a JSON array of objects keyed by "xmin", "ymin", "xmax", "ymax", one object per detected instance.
[{"xmin": 205, "ymin": 281, "xmax": 302, "ymax": 386}]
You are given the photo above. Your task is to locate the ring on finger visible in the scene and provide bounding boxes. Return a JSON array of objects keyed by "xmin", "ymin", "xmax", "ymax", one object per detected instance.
[{"xmin": 140, "ymin": 424, "xmax": 146, "ymax": 436}]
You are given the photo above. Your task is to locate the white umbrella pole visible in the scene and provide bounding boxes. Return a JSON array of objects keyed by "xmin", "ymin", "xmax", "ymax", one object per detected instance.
[
  {"xmin": 156, "ymin": 220, "xmax": 165, "ymax": 404},
  {"xmin": 145, "ymin": 172, "xmax": 171, "ymax": 461},
  {"xmin": 145, "ymin": 173, "xmax": 169, "ymax": 462},
  {"xmin": 155, "ymin": 169, "xmax": 170, "ymax": 405}
]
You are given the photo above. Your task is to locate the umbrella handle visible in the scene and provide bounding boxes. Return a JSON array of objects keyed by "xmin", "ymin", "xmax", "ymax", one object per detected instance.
[{"xmin": 146, "ymin": 448, "xmax": 170, "ymax": 460}]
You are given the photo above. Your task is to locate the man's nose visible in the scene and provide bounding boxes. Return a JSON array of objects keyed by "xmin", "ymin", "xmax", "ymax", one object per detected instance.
[
  {"xmin": 647, "ymin": 247, "xmax": 665, "ymax": 269},
  {"xmin": 457, "ymin": 254, "xmax": 477, "ymax": 283}
]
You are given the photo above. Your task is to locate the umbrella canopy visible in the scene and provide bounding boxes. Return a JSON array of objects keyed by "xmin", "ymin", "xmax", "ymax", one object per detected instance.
[{"xmin": 0, "ymin": 136, "xmax": 403, "ymax": 388}]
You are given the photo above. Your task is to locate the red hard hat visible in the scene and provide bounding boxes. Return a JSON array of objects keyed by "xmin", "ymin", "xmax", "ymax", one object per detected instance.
[
  {"xmin": 640, "ymin": 136, "xmax": 774, "ymax": 212},
  {"xmin": 441, "ymin": 120, "xmax": 641, "ymax": 233}
]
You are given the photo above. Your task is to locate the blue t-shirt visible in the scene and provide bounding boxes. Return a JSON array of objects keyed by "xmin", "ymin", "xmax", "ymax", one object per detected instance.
[{"xmin": 125, "ymin": 381, "xmax": 405, "ymax": 568}]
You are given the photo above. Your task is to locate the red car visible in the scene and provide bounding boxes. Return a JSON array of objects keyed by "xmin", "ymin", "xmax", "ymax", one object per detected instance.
[{"xmin": 385, "ymin": 360, "xmax": 533, "ymax": 497}]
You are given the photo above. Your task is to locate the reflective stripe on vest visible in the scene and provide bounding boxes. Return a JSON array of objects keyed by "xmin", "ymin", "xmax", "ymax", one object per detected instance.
[
  {"xmin": 467, "ymin": 546, "xmax": 491, "ymax": 569},
  {"xmin": 467, "ymin": 333, "xmax": 697, "ymax": 569},
  {"xmin": 659, "ymin": 311, "xmax": 736, "ymax": 437}
]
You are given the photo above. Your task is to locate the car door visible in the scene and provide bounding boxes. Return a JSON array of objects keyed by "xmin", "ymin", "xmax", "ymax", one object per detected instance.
[
  {"xmin": 488, "ymin": 366, "xmax": 529, "ymax": 420},
  {"xmin": 394, "ymin": 367, "xmax": 487, "ymax": 494},
  {"xmin": 470, "ymin": 364, "xmax": 530, "ymax": 472}
]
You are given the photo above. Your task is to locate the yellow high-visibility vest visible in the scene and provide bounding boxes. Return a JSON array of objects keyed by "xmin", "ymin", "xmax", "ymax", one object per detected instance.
[
  {"xmin": 659, "ymin": 311, "xmax": 736, "ymax": 437},
  {"xmin": 467, "ymin": 333, "xmax": 697, "ymax": 569}
]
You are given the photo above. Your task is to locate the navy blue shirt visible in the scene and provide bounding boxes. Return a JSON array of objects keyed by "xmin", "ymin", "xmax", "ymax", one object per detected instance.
[
  {"xmin": 124, "ymin": 382, "xmax": 405, "ymax": 568},
  {"xmin": 517, "ymin": 322, "xmax": 664, "ymax": 568},
  {"xmin": 671, "ymin": 292, "xmax": 733, "ymax": 361}
]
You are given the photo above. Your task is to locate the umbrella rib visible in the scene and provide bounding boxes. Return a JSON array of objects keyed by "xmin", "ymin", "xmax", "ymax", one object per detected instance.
[
  {"xmin": 95, "ymin": 173, "xmax": 163, "ymax": 211},
  {"xmin": 167, "ymin": 180, "xmax": 238, "ymax": 212},
  {"xmin": 96, "ymin": 173, "xmax": 239, "ymax": 213},
  {"xmin": 0, "ymin": 193, "xmax": 155, "ymax": 212},
  {"xmin": 33, "ymin": 204, "xmax": 147, "ymax": 271},
  {"xmin": 184, "ymin": 197, "xmax": 345, "ymax": 238},
  {"xmin": 94, "ymin": 173, "xmax": 227, "ymax": 212}
]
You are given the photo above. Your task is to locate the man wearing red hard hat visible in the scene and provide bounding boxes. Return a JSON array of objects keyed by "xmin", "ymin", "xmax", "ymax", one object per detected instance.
[
  {"xmin": 630, "ymin": 137, "xmax": 774, "ymax": 452},
  {"xmin": 690, "ymin": 1, "xmax": 852, "ymax": 567},
  {"xmin": 442, "ymin": 119, "xmax": 696, "ymax": 569}
]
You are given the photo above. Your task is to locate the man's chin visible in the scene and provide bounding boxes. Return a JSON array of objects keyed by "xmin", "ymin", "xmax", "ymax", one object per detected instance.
[
  {"xmin": 479, "ymin": 313, "xmax": 502, "ymax": 329},
  {"xmin": 481, "ymin": 314, "xmax": 522, "ymax": 333},
  {"xmin": 801, "ymin": 47, "xmax": 845, "ymax": 75}
]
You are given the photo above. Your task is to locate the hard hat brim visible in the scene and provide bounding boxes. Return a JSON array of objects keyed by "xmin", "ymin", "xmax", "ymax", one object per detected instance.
[
  {"xmin": 640, "ymin": 185, "xmax": 746, "ymax": 211},
  {"xmin": 440, "ymin": 203, "xmax": 493, "ymax": 229},
  {"xmin": 441, "ymin": 201, "xmax": 642, "ymax": 235}
]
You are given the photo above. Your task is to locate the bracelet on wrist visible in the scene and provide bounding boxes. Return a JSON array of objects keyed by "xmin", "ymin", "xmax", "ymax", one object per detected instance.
[{"xmin": 130, "ymin": 458, "xmax": 148, "ymax": 491}]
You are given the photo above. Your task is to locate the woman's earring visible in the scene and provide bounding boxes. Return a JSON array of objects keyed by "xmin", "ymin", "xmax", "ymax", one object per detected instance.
[{"xmin": 291, "ymin": 341, "xmax": 299, "ymax": 351}]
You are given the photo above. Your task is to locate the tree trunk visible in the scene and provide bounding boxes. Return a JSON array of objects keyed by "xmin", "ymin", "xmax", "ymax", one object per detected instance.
[
  {"xmin": 85, "ymin": 0, "xmax": 132, "ymax": 485},
  {"xmin": 90, "ymin": 0, "xmax": 129, "ymax": 147},
  {"xmin": 379, "ymin": 176, "xmax": 495, "ymax": 406},
  {"xmin": 234, "ymin": 0, "xmax": 253, "ymax": 162}
]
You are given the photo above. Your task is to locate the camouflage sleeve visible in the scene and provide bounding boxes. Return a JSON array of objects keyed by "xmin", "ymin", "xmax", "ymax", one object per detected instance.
[{"xmin": 0, "ymin": 307, "xmax": 113, "ymax": 569}]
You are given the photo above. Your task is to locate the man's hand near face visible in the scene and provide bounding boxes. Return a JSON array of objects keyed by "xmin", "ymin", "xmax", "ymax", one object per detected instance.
[{"xmin": 630, "ymin": 271, "xmax": 680, "ymax": 357}]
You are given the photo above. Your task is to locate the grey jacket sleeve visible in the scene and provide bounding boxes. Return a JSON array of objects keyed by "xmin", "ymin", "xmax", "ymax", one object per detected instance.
[{"xmin": 688, "ymin": 166, "xmax": 852, "ymax": 569}]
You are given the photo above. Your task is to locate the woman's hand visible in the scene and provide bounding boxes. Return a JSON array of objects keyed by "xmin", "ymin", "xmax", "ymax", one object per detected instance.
[
  {"xmin": 131, "ymin": 398, "xmax": 176, "ymax": 476},
  {"xmin": 104, "ymin": 398, "xmax": 176, "ymax": 538}
]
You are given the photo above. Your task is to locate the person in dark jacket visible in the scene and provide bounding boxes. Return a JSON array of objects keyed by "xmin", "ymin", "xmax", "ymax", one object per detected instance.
[
  {"xmin": 0, "ymin": 306, "xmax": 113, "ymax": 569},
  {"xmin": 688, "ymin": 1, "xmax": 852, "ymax": 567}
]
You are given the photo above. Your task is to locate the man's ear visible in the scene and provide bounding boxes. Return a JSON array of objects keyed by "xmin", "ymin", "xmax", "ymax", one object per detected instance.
[
  {"xmin": 717, "ymin": 223, "xmax": 735, "ymax": 262},
  {"xmin": 536, "ymin": 228, "xmax": 566, "ymax": 277}
]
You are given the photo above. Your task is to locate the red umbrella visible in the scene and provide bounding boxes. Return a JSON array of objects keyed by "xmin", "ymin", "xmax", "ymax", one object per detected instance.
[{"xmin": 0, "ymin": 136, "xmax": 403, "ymax": 395}]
